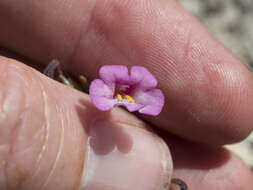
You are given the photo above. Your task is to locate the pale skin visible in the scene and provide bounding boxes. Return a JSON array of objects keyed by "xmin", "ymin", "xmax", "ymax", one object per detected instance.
[{"xmin": 0, "ymin": 0, "xmax": 253, "ymax": 190}]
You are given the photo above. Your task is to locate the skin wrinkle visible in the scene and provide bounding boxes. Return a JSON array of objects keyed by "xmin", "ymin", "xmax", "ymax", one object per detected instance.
[
  {"xmin": 1, "ymin": 63, "xmax": 86, "ymax": 190},
  {"xmin": 28, "ymin": 124, "xmax": 47, "ymax": 181},
  {"xmin": 40, "ymin": 104, "xmax": 65, "ymax": 190},
  {"xmin": 13, "ymin": 65, "xmax": 47, "ymax": 180},
  {"xmin": 24, "ymin": 70, "xmax": 65, "ymax": 189},
  {"xmin": 30, "ymin": 79, "xmax": 50, "ymax": 184},
  {"xmin": 17, "ymin": 69, "xmax": 55, "ymax": 190}
]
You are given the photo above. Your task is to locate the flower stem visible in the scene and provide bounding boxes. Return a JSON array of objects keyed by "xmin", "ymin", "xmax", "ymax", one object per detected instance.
[
  {"xmin": 43, "ymin": 59, "xmax": 89, "ymax": 93},
  {"xmin": 171, "ymin": 178, "xmax": 188, "ymax": 190}
]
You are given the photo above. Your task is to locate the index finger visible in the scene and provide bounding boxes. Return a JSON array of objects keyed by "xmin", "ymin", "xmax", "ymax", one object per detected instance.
[{"xmin": 0, "ymin": 0, "xmax": 253, "ymax": 145}]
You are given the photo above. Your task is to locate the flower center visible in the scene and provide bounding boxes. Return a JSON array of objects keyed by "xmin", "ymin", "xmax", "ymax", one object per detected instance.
[
  {"xmin": 114, "ymin": 84, "xmax": 135, "ymax": 103},
  {"xmin": 116, "ymin": 93, "xmax": 135, "ymax": 102}
]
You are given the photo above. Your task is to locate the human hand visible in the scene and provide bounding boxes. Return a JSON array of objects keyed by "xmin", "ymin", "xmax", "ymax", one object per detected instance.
[{"xmin": 0, "ymin": 0, "xmax": 253, "ymax": 189}]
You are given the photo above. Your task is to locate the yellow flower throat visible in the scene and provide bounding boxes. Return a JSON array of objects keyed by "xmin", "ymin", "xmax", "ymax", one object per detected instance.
[{"xmin": 117, "ymin": 93, "xmax": 135, "ymax": 103}]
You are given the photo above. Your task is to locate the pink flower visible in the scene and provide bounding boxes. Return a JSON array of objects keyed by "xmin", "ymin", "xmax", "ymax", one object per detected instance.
[{"xmin": 89, "ymin": 65, "xmax": 164, "ymax": 116}]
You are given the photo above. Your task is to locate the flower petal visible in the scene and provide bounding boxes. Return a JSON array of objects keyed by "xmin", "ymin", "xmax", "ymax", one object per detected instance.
[
  {"xmin": 124, "ymin": 103, "xmax": 144, "ymax": 112},
  {"xmin": 90, "ymin": 96, "xmax": 116, "ymax": 111},
  {"xmin": 89, "ymin": 79, "xmax": 115, "ymax": 110},
  {"xmin": 134, "ymin": 89, "xmax": 164, "ymax": 116},
  {"xmin": 99, "ymin": 65, "xmax": 129, "ymax": 85},
  {"xmin": 89, "ymin": 79, "xmax": 114, "ymax": 98},
  {"xmin": 130, "ymin": 66, "xmax": 158, "ymax": 90}
]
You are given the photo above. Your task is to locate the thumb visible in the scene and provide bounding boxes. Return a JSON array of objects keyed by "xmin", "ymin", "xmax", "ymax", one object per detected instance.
[{"xmin": 0, "ymin": 57, "xmax": 172, "ymax": 190}]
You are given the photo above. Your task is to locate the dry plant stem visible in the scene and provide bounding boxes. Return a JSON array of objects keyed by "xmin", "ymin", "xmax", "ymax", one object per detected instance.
[
  {"xmin": 43, "ymin": 60, "xmax": 89, "ymax": 92},
  {"xmin": 43, "ymin": 59, "xmax": 75, "ymax": 86},
  {"xmin": 171, "ymin": 178, "xmax": 188, "ymax": 190},
  {"xmin": 43, "ymin": 59, "xmax": 60, "ymax": 78}
]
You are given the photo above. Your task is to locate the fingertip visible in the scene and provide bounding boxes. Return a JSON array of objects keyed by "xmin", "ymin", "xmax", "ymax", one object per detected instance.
[
  {"xmin": 1, "ymin": 0, "xmax": 253, "ymax": 146},
  {"xmin": 0, "ymin": 57, "xmax": 174, "ymax": 190},
  {"xmin": 0, "ymin": 57, "xmax": 87, "ymax": 190},
  {"xmin": 80, "ymin": 121, "xmax": 173, "ymax": 190},
  {"xmin": 170, "ymin": 139, "xmax": 253, "ymax": 190}
]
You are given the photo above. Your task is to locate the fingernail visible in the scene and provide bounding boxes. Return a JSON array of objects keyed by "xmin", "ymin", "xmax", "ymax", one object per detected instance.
[{"xmin": 80, "ymin": 121, "xmax": 173, "ymax": 190}]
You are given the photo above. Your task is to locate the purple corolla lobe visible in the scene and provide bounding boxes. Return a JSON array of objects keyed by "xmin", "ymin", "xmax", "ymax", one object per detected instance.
[{"xmin": 89, "ymin": 65, "xmax": 164, "ymax": 116}]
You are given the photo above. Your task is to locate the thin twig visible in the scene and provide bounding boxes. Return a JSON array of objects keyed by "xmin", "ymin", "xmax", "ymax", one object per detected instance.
[{"xmin": 171, "ymin": 178, "xmax": 188, "ymax": 190}]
